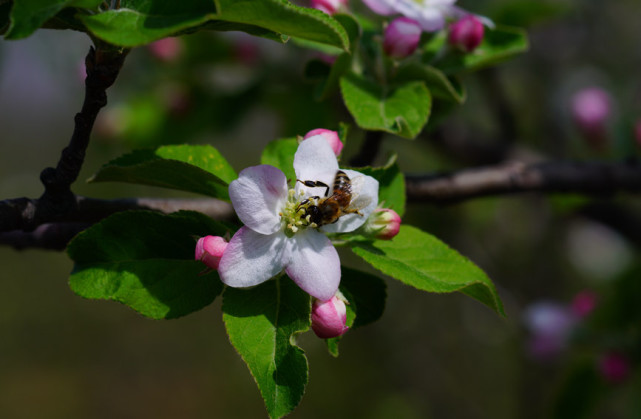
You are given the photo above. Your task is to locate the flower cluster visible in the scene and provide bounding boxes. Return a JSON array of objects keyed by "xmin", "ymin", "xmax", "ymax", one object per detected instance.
[
  {"xmin": 363, "ymin": 0, "xmax": 489, "ymax": 59},
  {"xmin": 200, "ymin": 133, "xmax": 379, "ymax": 301}
]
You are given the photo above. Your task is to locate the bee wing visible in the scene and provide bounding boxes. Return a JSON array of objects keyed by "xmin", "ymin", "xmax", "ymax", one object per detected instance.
[{"xmin": 347, "ymin": 175, "xmax": 372, "ymax": 211}]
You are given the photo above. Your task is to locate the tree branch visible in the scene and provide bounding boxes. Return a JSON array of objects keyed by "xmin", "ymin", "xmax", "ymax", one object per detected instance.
[
  {"xmin": 406, "ymin": 160, "xmax": 641, "ymax": 203},
  {"xmin": 0, "ymin": 197, "xmax": 235, "ymax": 250},
  {"xmin": 19, "ymin": 45, "xmax": 128, "ymax": 231}
]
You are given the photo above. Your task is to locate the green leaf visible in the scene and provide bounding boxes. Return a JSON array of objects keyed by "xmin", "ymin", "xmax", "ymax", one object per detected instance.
[
  {"xmin": 356, "ymin": 157, "xmax": 405, "ymax": 216},
  {"xmin": 223, "ymin": 278, "xmax": 311, "ymax": 419},
  {"xmin": 351, "ymin": 225, "xmax": 505, "ymax": 316},
  {"xmin": 0, "ymin": 2, "xmax": 12, "ymax": 34},
  {"xmin": 260, "ymin": 137, "xmax": 298, "ymax": 183},
  {"xmin": 436, "ymin": 26, "xmax": 529, "ymax": 75},
  {"xmin": 5, "ymin": 0, "xmax": 102, "ymax": 39},
  {"xmin": 68, "ymin": 211, "xmax": 228, "ymax": 319},
  {"xmin": 79, "ymin": 0, "xmax": 218, "ymax": 47},
  {"xmin": 491, "ymin": 1, "xmax": 570, "ymax": 27},
  {"xmin": 340, "ymin": 72, "xmax": 432, "ymax": 139},
  {"xmin": 89, "ymin": 144, "xmax": 237, "ymax": 200},
  {"xmin": 216, "ymin": 0, "xmax": 349, "ymax": 52},
  {"xmin": 395, "ymin": 63, "xmax": 466, "ymax": 104},
  {"xmin": 340, "ymin": 267, "xmax": 386, "ymax": 329}
]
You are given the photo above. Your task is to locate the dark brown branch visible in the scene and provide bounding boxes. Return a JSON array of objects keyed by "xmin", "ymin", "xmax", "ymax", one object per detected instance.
[
  {"xmin": 0, "ymin": 197, "xmax": 235, "ymax": 250},
  {"xmin": 406, "ymin": 160, "xmax": 641, "ymax": 204},
  {"xmin": 32, "ymin": 45, "xmax": 127, "ymax": 230}
]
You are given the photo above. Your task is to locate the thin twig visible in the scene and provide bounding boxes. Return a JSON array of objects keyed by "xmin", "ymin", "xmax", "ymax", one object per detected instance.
[{"xmin": 406, "ymin": 160, "xmax": 641, "ymax": 203}]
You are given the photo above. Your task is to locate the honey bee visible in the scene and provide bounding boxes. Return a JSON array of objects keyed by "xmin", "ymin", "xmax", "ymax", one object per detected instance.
[{"xmin": 296, "ymin": 170, "xmax": 370, "ymax": 227}]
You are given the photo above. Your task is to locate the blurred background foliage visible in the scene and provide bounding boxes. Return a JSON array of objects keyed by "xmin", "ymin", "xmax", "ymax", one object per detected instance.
[{"xmin": 1, "ymin": 0, "xmax": 641, "ymax": 417}]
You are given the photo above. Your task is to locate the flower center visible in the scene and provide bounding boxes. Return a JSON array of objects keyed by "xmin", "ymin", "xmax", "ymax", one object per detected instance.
[{"xmin": 279, "ymin": 189, "xmax": 318, "ymax": 238}]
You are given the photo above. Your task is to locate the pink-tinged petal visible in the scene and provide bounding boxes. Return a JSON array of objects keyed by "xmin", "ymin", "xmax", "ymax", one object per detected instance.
[
  {"xmin": 229, "ymin": 165, "xmax": 288, "ymax": 235},
  {"xmin": 362, "ymin": 0, "xmax": 396, "ymax": 15},
  {"xmin": 304, "ymin": 128, "xmax": 344, "ymax": 156},
  {"xmin": 285, "ymin": 229, "xmax": 340, "ymax": 301},
  {"xmin": 320, "ymin": 169, "xmax": 379, "ymax": 234},
  {"xmin": 218, "ymin": 226, "xmax": 288, "ymax": 288},
  {"xmin": 415, "ymin": 8, "xmax": 448, "ymax": 32},
  {"xmin": 293, "ymin": 135, "xmax": 339, "ymax": 194}
]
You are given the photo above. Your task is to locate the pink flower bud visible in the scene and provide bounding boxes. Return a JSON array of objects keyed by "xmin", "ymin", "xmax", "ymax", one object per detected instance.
[
  {"xmin": 571, "ymin": 87, "xmax": 611, "ymax": 136},
  {"xmin": 448, "ymin": 15, "xmax": 485, "ymax": 52},
  {"xmin": 383, "ymin": 17, "xmax": 422, "ymax": 59},
  {"xmin": 148, "ymin": 37, "xmax": 183, "ymax": 62},
  {"xmin": 310, "ymin": 0, "xmax": 347, "ymax": 15},
  {"xmin": 570, "ymin": 290, "xmax": 598, "ymax": 319},
  {"xmin": 195, "ymin": 236, "xmax": 228, "ymax": 270},
  {"xmin": 367, "ymin": 208, "xmax": 401, "ymax": 240},
  {"xmin": 304, "ymin": 128, "xmax": 344, "ymax": 156},
  {"xmin": 311, "ymin": 296, "xmax": 349, "ymax": 339},
  {"xmin": 598, "ymin": 352, "xmax": 631, "ymax": 384}
]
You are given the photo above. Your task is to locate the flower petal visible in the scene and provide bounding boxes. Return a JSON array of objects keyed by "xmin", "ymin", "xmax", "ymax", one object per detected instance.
[
  {"xmin": 362, "ymin": 0, "xmax": 396, "ymax": 15},
  {"xmin": 320, "ymin": 169, "xmax": 379, "ymax": 234},
  {"xmin": 218, "ymin": 226, "xmax": 288, "ymax": 288},
  {"xmin": 285, "ymin": 229, "xmax": 340, "ymax": 301},
  {"xmin": 229, "ymin": 165, "xmax": 287, "ymax": 235},
  {"xmin": 293, "ymin": 135, "xmax": 339, "ymax": 197}
]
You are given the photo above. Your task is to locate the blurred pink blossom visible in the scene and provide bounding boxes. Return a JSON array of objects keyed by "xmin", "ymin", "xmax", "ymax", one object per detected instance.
[
  {"xmin": 448, "ymin": 15, "xmax": 484, "ymax": 52},
  {"xmin": 383, "ymin": 17, "xmax": 422, "ymax": 59},
  {"xmin": 598, "ymin": 352, "xmax": 631, "ymax": 384},
  {"xmin": 571, "ymin": 87, "xmax": 612, "ymax": 142},
  {"xmin": 523, "ymin": 302, "xmax": 577, "ymax": 360},
  {"xmin": 310, "ymin": 0, "xmax": 347, "ymax": 15},
  {"xmin": 570, "ymin": 290, "xmax": 598, "ymax": 319},
  {"xmin": 148, "ymin": 37, "xmax": 183, "ymax": 62}
]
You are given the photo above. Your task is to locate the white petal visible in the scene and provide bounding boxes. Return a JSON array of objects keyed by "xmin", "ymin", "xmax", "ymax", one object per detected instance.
[
  {"xmin": 320, "ymin": 169, "xmax": 379, "ymax": 234},
  {"xmin": 218, "ymin": 227, "xmax": 288, "ymax": 288},
  {"xmin": 293, "ymin": 135, "xmax": 339, "ymax": 196},
  {"xmin": 229, "ymin": 165, "xmax": 287, "ymax": 235},
  {"xmin": 285, "ymin": 229, "xmax": 340, "ymax": 301},
  {"xmin": 362, "ymin": 0, "xmax": 397, "ymax": 15},
  {"xmin": 415, "ymin": 8, "xmax": 447, "ymax": 32}
]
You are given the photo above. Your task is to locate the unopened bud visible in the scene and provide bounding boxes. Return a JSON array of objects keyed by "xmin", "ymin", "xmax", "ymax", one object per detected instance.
[
  {"xmin": 311, "ymin": 295, "xmax": 349, "ymax": 339},
  {"xmin": 304, "ymin": 128, "xmax": 344, "ymax": 156},
  {"xmin": 148, "ymin": 37, "xmax": 183, "ymax": 62},
  {"xmin": 366, "ymin": 208, "xmax": 401, "ymax": 240},
  {"xmin": 383, "ymin": 17, "xmax": 422, "ymax": 59},
  {"xmin": 310, "ymin": 0, "xmax": 347, "ymax": 15},
  {"xmin": 195, "ymin": 236, "xmax": 228, "ymax": 270},
  {"xmin": 448, "ymin": 15, "xmax": 485, "ymax": 52},
  {"xmin": 571, "ymin": 87, "xmax": 611, "ymax": 138},
  {"xmin": 598, "ymin": 352, "xmax": 631, "ymax": 384}
]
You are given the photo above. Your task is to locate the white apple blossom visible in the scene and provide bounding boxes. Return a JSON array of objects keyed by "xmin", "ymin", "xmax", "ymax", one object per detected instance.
[
  {"xmin": 218, "ymin": 136, "xmax": 379, "ymax": 301},
  {"xmin": 363, "ymin": 0, "xmax": 493, "ymax": 33}
]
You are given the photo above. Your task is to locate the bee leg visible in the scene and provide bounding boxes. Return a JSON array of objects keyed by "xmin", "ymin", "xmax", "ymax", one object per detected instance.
[
  {"xmin": 344, "ymin": 208, "xmax": 363, "ymax": 216},
  {"xmin": 295, "ymin": 196, "xmax": 321, "ymax": 212},
  {"xmin": 296, "ymin": 179, "xmax": 330, "ymax": 197}
]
